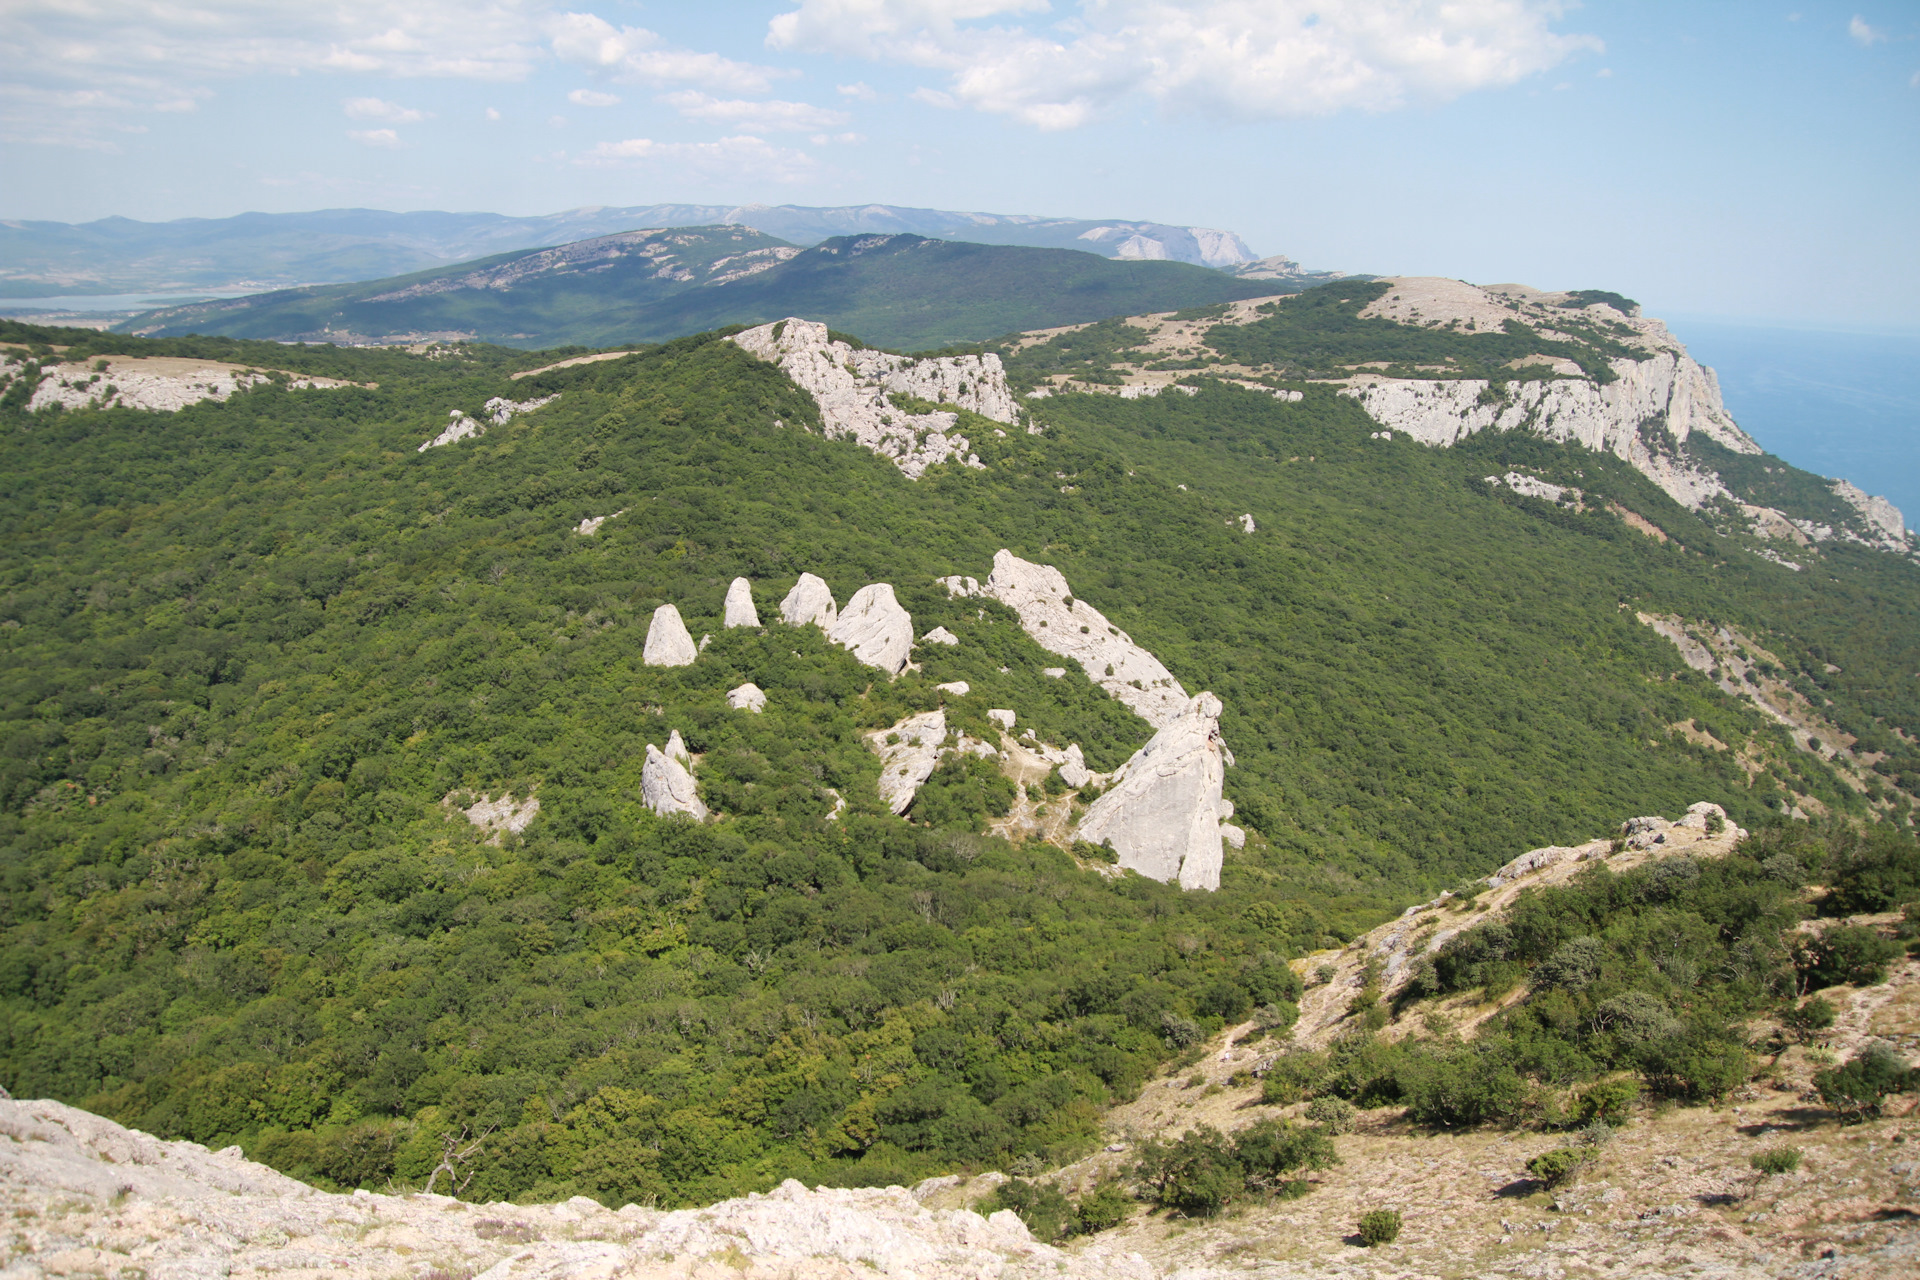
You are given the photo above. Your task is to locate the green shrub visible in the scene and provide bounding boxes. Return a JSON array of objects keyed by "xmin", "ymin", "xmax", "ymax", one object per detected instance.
[
  {"xmin": 1357, "ymin": 1209, "xmax": 1402, "ymax": 1246},
  {"xmin": 1796, "ymin": 925, "xmax": 1901, "ymax": 990},
  {"xmin": 1574, "ymin": 1078, "xmax": 1639, "ymax": 1124},
  {"xmin": 1073, "ymin": 1182, "xmax": 1133, "ymax": 1234},
  {"xmin": 1304, "ymin": 1096, "xmax": 1356, "ymax": 1134},
  {"xmin": 1259, "ymin": 1050, "xmax": 1328, "ymax": 1106},
  {"xmin": 1782, "ymin": 996, "xmax": 1836, "ymax": 1042},
  {"xmin": 1133, "ymin": 1120, "xmax": 1338, "ymax": 1217},
  {"xmin": 1815, "ymin": 1043, "xmax": 1917, "ymax": 1122},
  {"xmin": 1525, "ymin": 1148, "xmax": 1589, "ymax": 1189},
  {"xmin": 982, "ymin": 1178, "xmax": 1075, "ymax": 1242},
  {"xmin": 1749, "ymin": 1146, "xmax": 1802, "ymax": 1176}
]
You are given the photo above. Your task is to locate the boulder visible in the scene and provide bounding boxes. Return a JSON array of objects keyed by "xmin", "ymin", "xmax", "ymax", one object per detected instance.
[
  {"xmin": 665, "ymin": 730, "xmax": 691, "ymax": 765},
  {"xmin": 1220, "ymin": 823, "xmax": 1247, "ymax": 850},
  {"xmin": 987, "ymin": 709, "xmax": 1016, "ymax": 731},
  {"xmin": 643, "ymin": 604, "xmax": 698, "ymax": 667},
  {"xmin": 1074, "ymin": 693, "xmax": 1229, "ymax": 890},
  {"xmin": 936, "ymin": 681, "xmax": 971, "ymax": 696},
  {"xmin": 828, "ymin": 584, "xmax": 914, "ymax": 674},
  {"xmin": 779, "ymin": 573, "xmax": 838, "ymax": 629},
  {"xmin": 727, "ymin": 682, "xmax": 768, "ymax": 713},
  {"xmin": 867, "ymin": 709, "xmax": 947, "ymax": 815},
  {"xmin": 724, "ymin": 577, "xmax": 760, "ymax": 628},
  {"xmin": 921, "ymin": 625, "xmax": 959, "ymax": 646},
  {"xmin": 641, "ymin": 744, "xmax": 707, "ymax": 820},
  {"xmin": 1059, "ymin": 744, "xmax": 1094, "ymax": 789}
]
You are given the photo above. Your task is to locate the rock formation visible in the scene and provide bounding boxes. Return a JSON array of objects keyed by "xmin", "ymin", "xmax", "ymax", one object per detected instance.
[
  {"xmin": 17, "ymin": 355, "xmax": 356, "ymax": 415},
  {"xmin": 0, "ymin": 1097, "xmax": 1152, "ymax": 1280},
  {"xmin": 724, "ymin": 577, "xmax": 761, "ymax": 628},
  {"xmin": 827, "ymin": 584, "xmax": 914, "ymax": 674},
  {"xmin": 780, "ymin": 572, "xmax": 838, "ymax": 629},
  {"xmin": 641, "ymin": 742, "xmax": 707, "ymax": 820},
  {"xmin": 988, "ymin": 709, "xmax": 1017, "ymax": 730},
  {"xmin": 665, "ymin": 729, "xmax": 691, "ymax": 765},
  {"xmin": 921, "ymin": 625, "xmax": 959, "ymax": 646},
  {"xmin": 730, "ymin": 319, "xmax": 1014, "ymax": 478},
  {"xmin": 574, "ymin": 509, "xmax": 624, "ymax": 536},
  {"xmin": 869, "ymin": 709, "xmax": 949, "ymax": 814},
  {"xmin": 643, "ymin": 603, "xmax": 698, "ymax": 667},
  {"xmin": 1074, "ymin": 693, "xmax": 1230, "ymax": 891},
  {"xmin": 444, "ymin": 791, "xmax": 540, "ymax": 844},
  {"xmin": 727, "ymin": 681, "xmax": 767, "ymax": 712},
  {"xmin": 955, "ymin": 550, "xmax": 1192, "ymax": 730},
  {"xmin": 416, "ymin": 394, "xmax": 556, "ymax": 452},
  {"xmin": 936, "ymin": 681, "xmax": 970, "ymax": 696}
]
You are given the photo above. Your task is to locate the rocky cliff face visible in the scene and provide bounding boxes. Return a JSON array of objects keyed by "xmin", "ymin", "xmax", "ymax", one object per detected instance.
[
  {"xmin": 731, "ymin": 319, "xmax": 1017, "ymax": 478},
  {"xmin": 1074, "ymin": 694, "xmax": 1232, "ymax": 892}
]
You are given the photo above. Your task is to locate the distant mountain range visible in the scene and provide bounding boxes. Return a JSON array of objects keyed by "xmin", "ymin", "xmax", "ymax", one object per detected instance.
[
  {"xmin": 0, "ymin": 203, "xmax": 1263, "ymax": 298},
  {"xmin": 116, "ymin": 227, "xmax": 1286, "ymax": 351}
]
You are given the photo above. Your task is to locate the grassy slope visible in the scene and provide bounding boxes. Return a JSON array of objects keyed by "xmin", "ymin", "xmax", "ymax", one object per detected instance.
[{"xmin": 0, "ymin": 323, "xmax": 1915, "ymax": 1206}]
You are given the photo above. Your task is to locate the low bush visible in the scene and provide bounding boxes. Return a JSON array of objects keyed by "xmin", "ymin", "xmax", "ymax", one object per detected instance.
[
  {"xmin": 1072, "ymin": 1182, "xmax": 1133, "ymax": 1234},
  {"xmin": 1305, "ymin": 1096, "xmax": 1356, "ymax": 1134},
  {"xmin": 1749, "ymin": 1146, "xmax": 1802, "ymax": 1176},
  {"xmin": 1525, "ymin": 1147, "xmax": 1589, "ymax": 1189},
  {"xmin": 1796, "ymin": 926, "xmax": 1901, "ymax": 990},
  {"xmin": 1573, "ymin": 1078, "xmax": 1639, "ymax": 1124},
  {"xmin": 1133, "ymin": 1120, "xmax": 1339, "ymax": 1218},
  {"xmin": 1782, "ymin": 995, "xmax": 1836, "ymax": 1042},
  {"xmin": 1357, "ymin": 1209, "xmax": 1402, "ymax": 1246},
  {"xmin": 1815, "ymin": 1043, "xmax": 1917, "ymax": 1122}
]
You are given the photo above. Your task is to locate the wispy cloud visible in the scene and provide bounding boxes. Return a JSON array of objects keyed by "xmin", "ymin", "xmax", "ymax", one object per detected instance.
[
  {"xmin": 568, "ymin": 89, "xmax": 621, "ymax": 107},
  {"xmin": 578, "ymin": 132, "xmax": 816, "ymax": 181},
  {"xmin": 660, "ymin": 90, "xmax": 849, "ymax": 132},
  {"xmin": 768, "ymin": 0, "xmax": 1601, "ymax": 129},
  {"xmin": 346, "ymin": 127, "xmax": 403, "ymax": 148},
  {"xmin": 1849, "ymin": 15, "xmax": 1888, "ymax": 46},
  {"xmin": 344, "ymin": 97, "xmax": 429, "ymax": 123},
  {"xmin": 549, "ymin": 13, "xmax": 790, "ymax": 93}
]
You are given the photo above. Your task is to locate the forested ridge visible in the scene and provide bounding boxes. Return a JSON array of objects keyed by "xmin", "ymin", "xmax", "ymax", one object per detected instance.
[{"xmin": 1, "ymin": 316, "xmax": 1916, "ymax": 1205}]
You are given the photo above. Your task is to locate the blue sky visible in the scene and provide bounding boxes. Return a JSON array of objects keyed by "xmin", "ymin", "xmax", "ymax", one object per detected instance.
[{"xmin": 2, "ymin": 2, "xmax": 1916, "ymax": 327}]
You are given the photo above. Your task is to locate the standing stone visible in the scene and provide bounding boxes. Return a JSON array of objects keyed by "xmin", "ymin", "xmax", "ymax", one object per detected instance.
[
  {"xmin": 641, "ymin": 744, "xmax": 708, "ymax": 820},
  {"xmin": 643, "ymin": 604, "xmax": 698, "ymax": 667},
  {"xmin": 726, "ymin": 682, "xmax": 768, "ymax": 713},
  {"xmin": 867, "ymin": 709, "xmax": 947, "ymax": 815},
  {"xmin": 665, "ymin": 730, "xmax": 691, "ymax": 765},
  {"xmin": 827, "ymin": 584, "xmax": 914, "ymax": 674},
  {"xmin": 1074, "ymin": 693, "xmax": 1229, "ymax": 891},
  {"xmin": 780, "ymin": 573, "xmax": 838, "ymax": 629},
  {"xmin": 724, "ymin": 578, "xmax": 760, "ymax": 628}
]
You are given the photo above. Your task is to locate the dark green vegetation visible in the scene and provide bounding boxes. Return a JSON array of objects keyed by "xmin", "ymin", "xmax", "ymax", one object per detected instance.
[
  {"xmin": 2, "ymin": 309, "xmax": 1917, "ymax": 1205},
  {"xmin": 1357, "ymin": 1208, "xmax": 1403, "ymax": 1246},
  {"xmin": 119, "ymin": 231, "xmax": 1272, "ymax": 353},
  {"xmin": 976, "ymin": 1175, "xmax": 1133, "ymax": 1241},
  {"xmin": 1133, "ymin": 1120, "xmax": 1337, "ymax": 1217},
  {"xmin": 1196, "ymin": 280, "xmax": 1639, "ymax": 382},
  {"xmin": 1749, "ymin": 1145, "xmax": 1802, "ymax": 1175},
  {"xmin": 1815, "ymin": 1043, "xmax": 1917, "ymax": 1122},
  {"xmin": 1260, "ymin": 824, "xmax": 1920, "ymax": 1129}
]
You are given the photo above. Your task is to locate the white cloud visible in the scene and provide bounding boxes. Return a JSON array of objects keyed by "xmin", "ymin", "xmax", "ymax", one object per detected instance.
[
  {"xmin": 578, "ymin": 133, "xmax": 817, "ymax": 181},
  {"xmin": 660, "ymin": 90, "xmax": 850, "ymax": 131},
  {"xmin": 810, "ymin": 131, "xmax": 867, "ymax": 143},
  {"xmin": 568, "ymin": 88, "xmax": 621, "ymax": 106},
  {"xmin": 347, "ymin": 127, "xmax": 402, "ymax": 147},
  {"xmin": 1849, "ymin": 15, "xmax": 1888, "ymax": 46},
  {"xmin": 549, "ymin": 12, "xmax": 790, "ymax": 93},
  {"xmin": 344, "ymin": 97, "xmax": 429, "ymax": 122},
  {"xmin": 485, "ymin": 106, "xmax": 503, "ymax": 120},
  {"xmin": 837, "ymin": 80, "xmax": 879, "ymax": 99},
  {"xmin": 767, "ymin": 0, "xmax": 1602, "ymax": 128}
]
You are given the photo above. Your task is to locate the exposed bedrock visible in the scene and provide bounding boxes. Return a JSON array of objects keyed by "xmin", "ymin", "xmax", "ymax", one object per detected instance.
[
  {"xmin": 643, "ymin": 603, "xmax": 699, "ymax": 667},
  {"xmin": 641, "ymin": 742, "xmax": 707, "ymax": 820},
  {"xmin": 1075, "ymin": 693, "xmax": 1230, "ymax": 891},
  {"xmin": 780, "ymin": 573, "xmax": 838, "ymax": 629},
  {"xmin": 828, "ymin": 584, "xmax": 914, "ymax": 674}
]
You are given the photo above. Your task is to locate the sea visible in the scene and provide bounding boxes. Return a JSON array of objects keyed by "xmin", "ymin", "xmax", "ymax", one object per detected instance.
[{"xmin": 1670, "ymin": 317, "xmax": 1920, "ymax": 528}]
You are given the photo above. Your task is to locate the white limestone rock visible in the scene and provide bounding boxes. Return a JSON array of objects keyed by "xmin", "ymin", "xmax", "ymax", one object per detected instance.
[
  {"xmin": 937, "ymin": 575, "xmax": 982, "ymax": 598},
  {"xmin": 922, "ymin": 625, "xmax": 960, "ymax": 646},
  {"xmin": 730, "ymin": 318, "xmax": 1013, "ymax": 479},
  {"xmin": 641, "ymin": 743, "xmax": 707, "ymax": 820},
  {"xmin": 643, "ymin": 603, "xmax": 698, "ymax": 667},
  {"xmin": 724, "ymin": 577, "xmax": 761, "ymax": 628},
  {"xmin": 419, "ymin": 409, "xmax": 486, "ymax": 451},
  {"xmin": 1074, "ymin": 693, "xmax": 1229, "ymax": 891},
  {"xmin": 780, "ymin": 572, "xmax": 838, "ymax": 629},
  {"xmin": 828, "ymin": 584, "xmax": 914, "ymax": 674},
  {"xmin": 1059, "ymin": 744, "xmax": 1095, "ymax": 789},
  {"xmin": 1239, "ymin": 513, "xmax": 1256, "ymax": 534},
  {"xmin": 981, "ymin": 549, "xmax": 1191, "ymax": 730},
  {"xmin": 1220, "ymin": 823, "xmax": 1247, "ymax": 850},
  {"xmin": 988, "ymin": 709, "xmax": 1016, "ymax": 731},
  {"xmin": 1042, "ymin": 667, "xmax": 1067, "ymax": 678},
  {"xmin": 575, "ymin": 509, "xmax": 625, "ymax": 536},
  {"xmin": 665, "ymin": 729, "xmax": 691, "ymax": 765},
  {"xmin": 727, "ymin": 682, "xmax": 768, "ymax": 713},
  {"xmin": 936, "ymin": 681, "xmax": 971, "ymax": 696},
  {"xmin": 868, "ymin": 709, "xmax": 948, "ymax": 815},
  {"xmin": 24, "ymin": 356, "xmax": 355, "ymax": 416},
  {"xmin": 1830, "ymin": 479, "xmax": 1912, "ymax": 552},
  {"xmin": 483, "ymin": 393, "xmax": 556, "ymax": 425},
  {"xmin": 445, "ymin": 791, "xmax": 540, "ymax": 845}
]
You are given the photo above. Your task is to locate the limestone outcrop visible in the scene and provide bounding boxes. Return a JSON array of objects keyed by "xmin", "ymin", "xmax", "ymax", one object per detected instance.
[
  {"xmin": 958, "ymin": 549, "xmax": 1192, "ymax": 730},
  {"xmin": 643, "ymin": 603, "xmax": 698, "ymax": 667},
  {"xmin": 727, "ymin": 681, "xmax": 768, "ymax": 712},
  {"xmin": 642, "ymin": 742, "xmax": 707, "ymax": 820},
  {"xmin": 922, "ymin": 625, "xmax": 959, "ymax": 646},
  {"xmin": 780, "ymin": 573, "xmax": 838, "ymax": 629},
  {"xmin": 828, "ymin": 584, "xmax": 914, "ymax": 674},
  {"xmin": 417, "ymin": 394, "xmax": 556, "ymax": 452},
  {"xmin": 1074, "ymin": 693, "xmax": 1230, "ymax": 891},
  {"xmin": 444, "ymin": 791, "xmax": 540, "ymax": 844},
  {"xmin": 730, "ymin": 319, "xmax": 1014, "ymax": 478},
  {"xmin": 17, "ymin": 355, "xmax": 357, "ymax": 415},
  {"xmin": 869, "ymin": 709, "xmax": 949, "ymax": 814},
  {"xmin": 724, "ymin": 577, "xmax": 761, "ymax": 628},
  {"xmin": 574, "ymin": 509, "xmax": 624, "ymax": 536},
  {"xmin": 665, "ymin": 729, "xmax": 691, "ymax": 765}
]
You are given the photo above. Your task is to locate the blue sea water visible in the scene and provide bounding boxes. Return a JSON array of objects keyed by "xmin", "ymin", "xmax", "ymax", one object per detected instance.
[{"xmin": 1667, "ymin": 317, "xmax": 1920, "ymax": 527}]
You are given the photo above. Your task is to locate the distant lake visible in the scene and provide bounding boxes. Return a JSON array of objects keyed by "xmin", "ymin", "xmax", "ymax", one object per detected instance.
[{"xmin": 1669, "ymin": 317, "xmax": 1920, "ymax": 528}]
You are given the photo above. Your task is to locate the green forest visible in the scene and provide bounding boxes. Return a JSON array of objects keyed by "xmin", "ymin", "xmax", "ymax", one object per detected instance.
[{"xmin": 2, "ymin": 312, "xmax": 1917, "ymax": 1206}]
